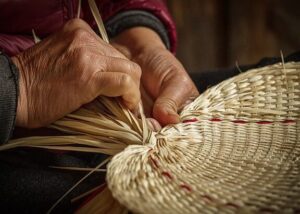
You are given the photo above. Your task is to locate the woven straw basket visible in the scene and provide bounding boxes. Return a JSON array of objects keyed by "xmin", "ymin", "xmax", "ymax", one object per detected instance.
[{"xmin": 1, "ymin": 61, "xmax": 300, "ymax": 213}]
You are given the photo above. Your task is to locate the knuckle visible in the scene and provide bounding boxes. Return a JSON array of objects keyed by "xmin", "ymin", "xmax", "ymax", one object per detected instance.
[
  {"xmin": 120, "ymin": 61, "xmax": 141, "ymax": 80},
  {"xmin": 181, "ymin": 74, "xmax": 191, "ymax": 83},
  {"xmin": 73, "ymin": 47, "xmax": 90, "ymax": 66},
  {"xmin": 179, "ymin": 74, "xmax": 193, "ymax": 89},
  {"xmin": 64, "ymin": 18, "xmax": 87, "ymax": 32},
  {"xmin": 102, "ymin": 57, "xmax": 112, "ymax": 72},
  {"xmin": 71, "ymin": 28, "xmax": 90, "ymax": 42},
  {"xmin": 129, "ymin": 62, "xmax": 142, "ymax": 78},
  {"xmin": 119, "ymin": 74, "xmax": 131, "ymax": 90},
  {"xmin": 106, "ymin": 46, "xmax": 125, "ymax": 58}
]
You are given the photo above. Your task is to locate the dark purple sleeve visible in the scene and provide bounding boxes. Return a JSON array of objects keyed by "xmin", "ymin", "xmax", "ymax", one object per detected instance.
[
  {"xmin": 82, "ymin": 0, "xmax": 177, "ymax": 53},
  {"xmin": 0, "ymin": 34, "xmax": 34, "ymax": 57}
]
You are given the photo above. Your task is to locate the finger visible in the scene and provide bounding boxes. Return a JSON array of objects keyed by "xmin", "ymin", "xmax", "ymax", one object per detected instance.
[
  {"xmin": 102, "ymin": 56, "xmax": 142, "ymax": 85},
  {"xmin": 179, "ymin": 94, "xmax": 199, "ymax": 111},
  {"xmin": 146, "ymin": 118, "xmax": 162, "ymax": 132},
  {"xmin": 92, "ymin": 72, "xmax": 141, "ymax": 110},
  {"xmin": 141, "ymin": 85, "xmax": 154, "ymax": 117},
  {"xmin": 82, "ymin": 53, "xmax": 141, "ymax": 87},
  {"xmin": 153, "ymin": 76, "xmax": 199, "ymax": 126},
  {"xmin": 111, "ymin": 43, "xmax": 132, "ymax": 59},
  {"xmin": 64, "ymin": 18, "xmax": 96, "ymax": 35}
]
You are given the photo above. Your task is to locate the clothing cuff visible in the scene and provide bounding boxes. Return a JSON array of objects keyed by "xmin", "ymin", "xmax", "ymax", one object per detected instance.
[
  {"xmin": 0, "ymin": 52, "xmax": 19, "ymax": 144},
  {"xmin": 105, "ymin": 10, "xmax": 170, "ymax": 50}
]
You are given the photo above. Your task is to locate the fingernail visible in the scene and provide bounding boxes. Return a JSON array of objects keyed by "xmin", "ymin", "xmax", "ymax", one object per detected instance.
[
  {"xmin": 166, "ymin": 108, "xmax": 178, "ymax": 117},
  {"xmin": 147, "ymin": 118, "xmax": 162, "ymax": 131},
  {"xmin": 165, "ymin": 108, "xmax": 180, "ymax": 123}
]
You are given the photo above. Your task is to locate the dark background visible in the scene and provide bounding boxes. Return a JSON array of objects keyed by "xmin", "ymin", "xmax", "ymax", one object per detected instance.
[{"xmin": 166, "ymin": 0, "xmax": 300, "ymax": 73}]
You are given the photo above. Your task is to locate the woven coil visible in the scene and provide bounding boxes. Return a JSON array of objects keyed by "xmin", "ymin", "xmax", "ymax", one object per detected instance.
[{"xmin": 105, "ymin": 62, "xmax": 300, "ymax": 213}]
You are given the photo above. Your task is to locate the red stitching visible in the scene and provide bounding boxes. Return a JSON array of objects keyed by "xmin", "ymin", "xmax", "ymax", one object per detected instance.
[
  {"xmin": 181, "ymin": 118, "xmax": 296, "ymax": 124},
  {"xmin": 224, "ymin": 202, "xmax": 240, "ymax": 209},
  {"xmin": 282, "ymin": 119, "xmax": 296, "ymax": 124},
  {"xmin": 202, "ymin": 195, "xmax": 214, "ymax": 203},
  {"xmin": 180, "ymin": 183, "xmax": 192, "ymax": 192},
  {"xmin": 149, "ymin": 156, "xmax": 159, "ymax": 169},
  {"xmin": 209, "ymin": 118, "xmax": 296, "ymax": 125},
  {"xmin": 183, "ymin": 118, "xmax": 198, "ymax": 123},
  {"xmin": 210, "ymin": 118, "xmax": 222, "ymax": 122},
  {"xmin": 162, "ymin": 171, "xmax": 173, "ymax": 180}
]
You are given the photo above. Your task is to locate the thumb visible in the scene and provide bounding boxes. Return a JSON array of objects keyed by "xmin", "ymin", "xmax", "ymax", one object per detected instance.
[
  {"xmin": 152, "ymin": 84, "xmax": 183, "ymax": 126},
  {"xmin": 153, "ymin": 98, "xmax": 180, "ymax": 126},
  {"xmin": 152, "ymin": 76, "xmax": 199, "ymax": 126}
]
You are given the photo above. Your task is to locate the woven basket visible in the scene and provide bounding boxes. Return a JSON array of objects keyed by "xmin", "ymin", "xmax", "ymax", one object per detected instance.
[
  {"xmin": 80, "ymin": 61, "xmax": 300, "ymax": 213},
  {"xmin": 2, "ymin": 62, "xmax": 300, "ymax": 213}
]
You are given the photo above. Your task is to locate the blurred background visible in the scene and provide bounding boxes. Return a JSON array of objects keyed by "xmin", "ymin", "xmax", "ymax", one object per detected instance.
[{"xmin": 166, "ymin": 0, "xmax": 300, "ymax": 73}]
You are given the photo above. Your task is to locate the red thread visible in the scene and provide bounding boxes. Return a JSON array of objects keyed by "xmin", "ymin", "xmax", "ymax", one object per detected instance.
[
  {"xmin": 282, "ymin": 119, "xmax": 295, "ymax": 124},
  {"xmin": 210, "ymin": 118, "xmax": 222, "ymax": 122},
  {"xmin": 162, "ymin": 171, "xmax": 173, "ymax": 180},
  {"xmin": 180, "ymin": 184, "xmax": 192, "ymax": 192},
  {"xmin": 225, "ymin": 202, "xmax": 240, "ymax": 209},
  {"xmin": 183, "ymin": 118, "xmax": 198, "ymax": 123},
  {"xmin": 208, "ymin": 118, "xmax": 296, "ymax": 125},
  {"xmin": 202, "ymin": 195, "xmax": 214, "ymax": 203},
  {"xmin": 150, "ymin": 156, "xmax": 159, "ymax": 169}
]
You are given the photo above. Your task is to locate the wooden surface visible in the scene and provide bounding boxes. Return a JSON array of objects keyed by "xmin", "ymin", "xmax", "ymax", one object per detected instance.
[{"xmin": 166, "ymin": 0, "xmax": 300, "ymax": 73}]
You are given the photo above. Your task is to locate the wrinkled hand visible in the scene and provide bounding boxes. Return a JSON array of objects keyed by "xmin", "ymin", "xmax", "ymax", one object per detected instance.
[
  {"xmin": 112, "ymin": 27, "xmax": 199, "ymax": 126},
  {"xmin": 12, "ymin": 19, "xmax": 141, "ymax": 128}
]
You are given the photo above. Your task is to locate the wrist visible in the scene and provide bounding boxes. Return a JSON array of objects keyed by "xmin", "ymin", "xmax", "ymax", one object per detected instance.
[
  {"xmin": 112, "ymin": 27, "xmax": 166, "ymax": 59},
  {"xmin": 11, "ymin": 56, "xmax": 28, "ymax": 127}
]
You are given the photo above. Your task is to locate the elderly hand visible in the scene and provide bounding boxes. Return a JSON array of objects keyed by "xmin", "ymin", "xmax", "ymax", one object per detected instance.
[
  {"xmin": 12, "ymin": 19, "xmax": 141, "ymax": 128},
  {"xmin": 112, "ymin": 27, "xmax": 199, "ymax": 126}
]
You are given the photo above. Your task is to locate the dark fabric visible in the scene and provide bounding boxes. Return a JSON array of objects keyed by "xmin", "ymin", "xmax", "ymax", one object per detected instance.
[
  {"xmin": 0, "ymin": 34, "xmax": 35, "ymax": 58},
  {"xmin": 0, "ymin": 148, "xmax": 108, "ymax": 213},
  {"xmin": 0, "ymin": 53, "xmax": 19, "ymax": 145},
  {"xmin": 106, "ymin": 10, "xmax": 170, "ymax": 50},
  {"xmin": 0, "ymin": 0, "xmax": 176, "ymax": 56}
]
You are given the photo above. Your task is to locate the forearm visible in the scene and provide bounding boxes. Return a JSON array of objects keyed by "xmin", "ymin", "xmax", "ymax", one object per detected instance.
[
  {"xmin": 112, "ymin": 27, "xmax": 166, "ymax": 59},
  {"xmin": 106, "ymin": 10, "xmax": 170, "ymax": 50},
  {"xmin": 0, "ymin": 53, "xmax": 19, "ymax": 144},
  {"xmin": 83, "ymin": 0, "xmax": 177, "ymax": 52}
]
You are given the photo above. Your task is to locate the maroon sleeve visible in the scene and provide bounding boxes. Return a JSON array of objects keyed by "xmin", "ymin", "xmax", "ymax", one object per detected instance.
[
  {"xmin": 0, "ymin": 34, "xmax": 34, "ymax": 57},
  {"xmin": 82, "ymin": 0, "xmax": 177, "ymax": 53}
]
